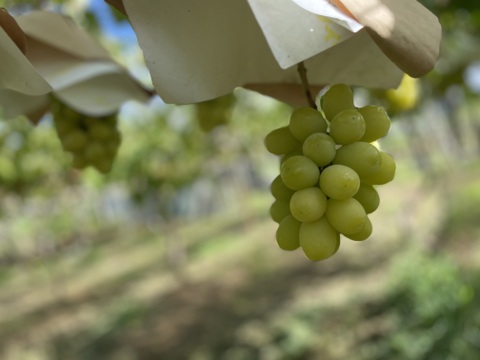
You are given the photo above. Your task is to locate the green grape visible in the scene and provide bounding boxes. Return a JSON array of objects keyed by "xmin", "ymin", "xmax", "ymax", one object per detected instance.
[
  {"xmin": 106, "ymin": 130, "xmax": 122, "ymax": 156},
  {"xmin": 302, "ymin": 132, "xmax": 336, "ymax": 167},
  {"xmin": 92, "ymin": 157, "xmax": 113, "ymax": 174},
  {"xmin": 88, "ymin": 122, "xmax": 115, "ymax": 141},
  {"xmin": 105, "ymin": 141, "xmax": 119, "ymax": 158},
  {"xmin": 61, "ymin": 130, "xmax": 88, "ymax": 153},
  {"xmin": 329, "ymin": 109, "xmax": 366, "ymax": 145},
  {"xmin": 84, "ymin": 142, "xmax": 106, "ymax": 162},
  {"xmin": 53, "ymin": 103, "xmax": 121, "ymax": 174},
  {"xmin": 265, "ymin": 127, "xmax": 302, "ymax": 155},
  {"xmin": 362, "ymin": 152, "xmax": 396, "ymax": 185},
  {"xmin": 288, "ymin": 107, "xmax": 328, "ymax": 141},
  {"xmin": 71, "ymin": 154, "xmax": 88, "ymax": 169},
  {"xmin": 299, "ymin": 217, "xmax": 340, "ymax": 261},
  {"xmin": 319, "ymin": 164, "xmax": 360, "ymax": 200},
  {"xmin": 270, "ymin": 175, "xmax": 294, "ymax": 201},
  {"xmin": 270, "ymin": 200, "xmax": 291, "ymax": 223},
  {"xmin": 326, "ymin": 198, "xmax": 367, "ymax": 235},
  {"xmin": 321, "ymin": 84, "xmax": 355, "ymax": 121},
  {"xmin": 196, "ymin": 93, "xmax": 234, "ymax": 132},
  {"xmin": 54, "ymin": 118, "xmax": 79, "ymax": 137},
  {"xmin": 280, "ymin": 155, "xmax": 320, "ymax": 190},
  {"xmin": 353, "ymin": 183, "xmax": 380, "ymax": 214},
  {"xmin": 333, "ymin": 142, "xmax": 382, "ymax": 179},
  {"xmin": 280, "ymin": 151, "xmax": 303, "ymax": 166},
  {"xmin": 276, "ymin": 215, "xmax": 301, "ymax": 251},
  {"xmin": 344, "ymin": 216, "xmax": 372, "ymax": 241},
  {"xmin": 358, "ymin": 106, "xmax": 391, "ymax": 142},
  {"xmin": 289, "ymin": 187, "xmax": 327, "ymax": 222}
]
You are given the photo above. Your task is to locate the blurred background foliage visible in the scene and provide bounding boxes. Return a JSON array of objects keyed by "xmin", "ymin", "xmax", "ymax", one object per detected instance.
[{"xmin": 1, "ymin": 0, "xmax": 480, "ymax": 359}]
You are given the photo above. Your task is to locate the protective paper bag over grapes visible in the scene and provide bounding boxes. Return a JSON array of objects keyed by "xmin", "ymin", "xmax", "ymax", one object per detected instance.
[
  {"xmin": 266, "ymin": 85, "xmax": 395, "ymax": 262},
  {"xmin": 120, "ymin": 0, "xmax": 439, "ymax": 106}
]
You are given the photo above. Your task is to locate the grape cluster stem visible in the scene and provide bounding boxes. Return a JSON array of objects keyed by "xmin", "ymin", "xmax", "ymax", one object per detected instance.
[{"xmin": 297, "ymin": 62, "xmax": 317, "ymax": 110}]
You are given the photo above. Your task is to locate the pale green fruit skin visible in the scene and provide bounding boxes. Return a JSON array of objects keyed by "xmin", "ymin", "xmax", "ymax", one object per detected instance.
[
  {"xmin": 265, "ymin": 127, "xmax": 302, "ymax": 155},
  {"xmin": 92, "ymin": 158, "xmax": 113, "ymax": 174},
  {"xmin": 326, "ymin": 198, "xmax": 367, "ymax": 235},
  {"xmin": 289, "ymin": 107, "xmax": 328, "ymax": 141},
  {"xmin": 270, "ymin": 175, "xmax": 295, "ymax": 201},
  {"xmin": 276, "ymin": 215, "xmax": 301, "ymax": 251},
  {"xmin": 105, "ymin": 141, "xmax": 119, "ymax": 158},
  {"xmin": 71, "ymin": 154, "xmax": 88, "ymax": 169},
  {"xmin": 333, "ymin": 142, "xmax": 382, "ymax": 179},
  {"xmin": 358, "ymin": 106, "xmax": 391, "ymax": 142},
  {"xmin": 55, "ymin": 119, "xmax": 79, "ymax": 137},
  {"xmin": 299, "ymin": 217, "xmax": 340, "ymax": 261},
  {"xmin": 84, "ymin": 142, "xmax": 106, "ymax": 162},
  {"xmin": 280, "ymin": 151, "xmax": 303, "ymax": 166},
  {"xmin": 61, "ymin": 130, "xmax": 88, "ymax": 153},
  {"xmin": 270, "ymin": 200, "xmax": 291, "ymax": 223},
  {"xmin": 319, "ymin": 164, "xmax": 360, "ymax": 200},
  {"xmin": 280, "ymin": 155, "xmax": 320, "ymax": 190},
  {"xmin": 353, "ymin": 183, "xmax": 380, "ymax": 214},
  {"xmin": 329, "ymin": 109, "xmax": 366, "ymax": 145},
  {"xmin": 321, "ymin": 84, "xmax": 355, "ymax": 121},
  {"xmin": 289, "ymin": 187, "xmax": 328, "ymax": 223},
  {"xmin": 89, "ymin": 123, "xmax": 115, "ymax": 140},
  {"xmin": 302, "ymin": 132, "xmax": 336, "ymax": 167},
  {"xmin": 362, "ymin": 152, "xmax": 396, "ymax": 185},
  {"xmin": 344, "ymin": 216, "xmax": 372, "ymax": 241}
]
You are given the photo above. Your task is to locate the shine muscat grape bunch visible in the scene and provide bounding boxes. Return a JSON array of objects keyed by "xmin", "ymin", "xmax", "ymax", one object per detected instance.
[
  {"xmin": 265, "ymin": 84, "xmax": 395, "ymax": 262},
  {"xmin": 52, "ymin": 104, "xmax": 122, "ymax": 174}
]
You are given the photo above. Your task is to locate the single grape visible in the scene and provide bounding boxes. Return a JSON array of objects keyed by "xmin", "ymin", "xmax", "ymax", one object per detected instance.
[
  {"xmin": 362, "ymin": 152, "xmax": 396, "ymax": 185},
  {"xmin": 321, "ymin": 84, "xmax": 355, "ymax": 121},
  {"xmin": 289, "ymin": 107, "xmax": 328, "ymax": 141},
  {"xmin": 92, "ymin": 157, "xmax": 113, "ymax": 174},
  {"xmin": 280, "ymin": 155, "xmax": 320, "ymax": 190},
  {"xmin": 276, "ymin": 215, "xmax": 301, "ymax": 251},
  {"xmin": 270, "ymin": 175, "xmax": 295, "ymax": 201},
  {"xmin": 333, "ymin": 142, "xmax": 382, "ymax": 179},
  {"xmin": 196, "ymin": 94, "xmax": 234, "ymax": 132},
  {"xmin": 358, "ymin": 106, "xmax": 391, "ymax": 142},
  {"xmin": 264, "ymin": 127, "xmax": 302, "ymax": 155},
  {"xmin": 61, "ymin": 130, "xmax": 88, "ymax": 153},
  {"xmin": 280, "ymin": 151, "xmax": 303, "ymax": 166},
  {"xmin": 55, "ymin": 119, "xmax": 79, "ymax": 137},
  {"xmin": 326, "ymin": 198, "xmax": 367, "ymax": 235},
  {"xmin": 289, "ymin": 187, "xmax": 328, "ymax": 222},
  {"xmin": 270, "ymin": 200, "xmax": 291, "ymax": 223},
  {"xmin": 71, "ymin": 154, "xmax": 88, "ymax": 169},
  {"xmin": 353, "ymin": 183, "xmax": 380, "ymax": 214},
  {"xmin": 319, "ymin": 164, "xmax": 360, "ymax": 200},
  {"xmin": 299, "ymin": 217, "xmax": 340, "ymax": 261},
  {"xmin": 302, "ymin": 132, "xmax": 336, "ymax": 167},
  {"xmin": 105, "ymin": 141, "xmax": 120, "ymax": 158},
  {"xmin": 88, "ymin": 122, "xmax": 115, "ymax": 141},
  {"xmin": 329, "ymin": 109, "xmax": 366, "ymax": 145},
  {"xmin": 84, "ymin": 142, "xmax": 106, "ymax": 162},
  {"xmin": 344, "ymin": 216, "xmax": 372, "ymax": 241}
]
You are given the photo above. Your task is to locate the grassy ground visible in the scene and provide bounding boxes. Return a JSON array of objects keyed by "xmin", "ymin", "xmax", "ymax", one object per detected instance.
[{"xmin": 0, "ymin": 162, "xmax": 479, "ymax": 360}]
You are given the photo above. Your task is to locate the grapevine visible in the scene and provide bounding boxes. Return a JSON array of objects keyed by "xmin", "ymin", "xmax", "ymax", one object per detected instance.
[{"xmin": 266, "ymin": 84, "xmax": 395, "ymax": 261}]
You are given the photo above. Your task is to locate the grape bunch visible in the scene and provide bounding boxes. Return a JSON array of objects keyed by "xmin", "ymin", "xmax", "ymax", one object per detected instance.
[
  {"xmin": 265, "ymin": 84, "xmax": 395, "ymax": 262},
  {"xmin": 53, "ymin": 105, "xmax": 122, "ymax": 174},
  {"xmin": 195, "ymin": 93, "xmax": 235, "ymax": 132}
]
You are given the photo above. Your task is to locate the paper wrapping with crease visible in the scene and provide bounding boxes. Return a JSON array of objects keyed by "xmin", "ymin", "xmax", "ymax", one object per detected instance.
[
  {"xmin": 0, "ymin": 11, "xmax": 150, "ymax": 121},
  {"xmin": 122, "ymin": 0, "xmax": 409, "ymax": 106}
]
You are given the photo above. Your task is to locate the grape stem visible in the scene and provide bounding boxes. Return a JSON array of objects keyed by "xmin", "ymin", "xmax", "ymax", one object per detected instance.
[{"xmin": 297, "ymin": 62, "xmax": 317, "ymax": 110}]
